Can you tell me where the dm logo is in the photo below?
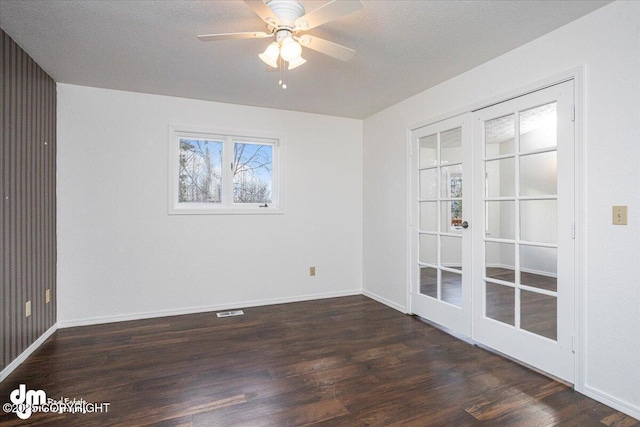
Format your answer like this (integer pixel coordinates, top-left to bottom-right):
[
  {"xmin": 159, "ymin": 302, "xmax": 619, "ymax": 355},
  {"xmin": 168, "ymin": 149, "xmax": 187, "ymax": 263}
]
[{"xmin": 10, "ymin": 384, "xmax": 46, "ymax": 419}]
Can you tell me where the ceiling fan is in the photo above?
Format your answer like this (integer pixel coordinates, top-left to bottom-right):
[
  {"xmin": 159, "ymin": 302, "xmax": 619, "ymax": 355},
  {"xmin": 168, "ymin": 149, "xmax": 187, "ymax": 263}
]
[{"xmin": 198, "ymin": 0, "xmax": 363, "ymax": 71}]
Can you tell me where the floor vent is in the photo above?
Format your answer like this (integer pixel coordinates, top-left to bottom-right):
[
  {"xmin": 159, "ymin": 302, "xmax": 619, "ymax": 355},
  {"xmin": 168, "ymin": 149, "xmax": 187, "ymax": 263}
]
[{"xmin": 216, "ymin": 310, "xmax": 244, "ymax": 318}]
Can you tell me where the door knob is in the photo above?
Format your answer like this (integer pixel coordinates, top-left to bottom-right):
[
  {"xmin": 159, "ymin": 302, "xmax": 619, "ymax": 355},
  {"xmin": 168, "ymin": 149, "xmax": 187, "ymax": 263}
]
[{"xmin": 461, "ymin": 221, "xmax": 469, "ymax": 229}]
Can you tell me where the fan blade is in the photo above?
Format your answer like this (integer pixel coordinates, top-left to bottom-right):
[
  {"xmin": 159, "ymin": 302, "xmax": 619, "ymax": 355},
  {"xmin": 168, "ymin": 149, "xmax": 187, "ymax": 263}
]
[
  {"xmin": 198, "ymin": 31, "xmax": 272, "ymax": 42},
  {"xmin": 297, "ymin": 35, "xmax": 355, "ymax": 61},
  {"xmin": 295, "ymin": 0, "xmax": 363, "ymax": 31},
  {"xmin": 243, "ymin": 0, "xmax": 279, "ymax": 26}
]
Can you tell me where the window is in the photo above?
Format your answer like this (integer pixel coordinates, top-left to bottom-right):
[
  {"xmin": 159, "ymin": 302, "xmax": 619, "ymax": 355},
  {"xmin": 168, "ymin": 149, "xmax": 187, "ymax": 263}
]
[
  {"xmin": 169, "ymin": 126, "xmax": 282, "ymax": 214},
  {"xmin": 449, "ymin": 172, "xmax": 462, "ymax": 229}
]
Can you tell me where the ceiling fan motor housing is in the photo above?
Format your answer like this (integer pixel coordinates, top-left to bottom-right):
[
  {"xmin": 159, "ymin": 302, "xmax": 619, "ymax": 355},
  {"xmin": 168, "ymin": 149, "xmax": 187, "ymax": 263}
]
[{"xmin": 267, "ymin": 0, "xmax": 306, "ymax": 37}]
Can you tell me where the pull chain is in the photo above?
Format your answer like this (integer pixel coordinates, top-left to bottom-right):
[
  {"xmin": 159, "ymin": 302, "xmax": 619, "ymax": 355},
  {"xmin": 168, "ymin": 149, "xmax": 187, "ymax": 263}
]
[{"xmin": 278, "ymin": 57, "xmax": 287, "ymax": 89}]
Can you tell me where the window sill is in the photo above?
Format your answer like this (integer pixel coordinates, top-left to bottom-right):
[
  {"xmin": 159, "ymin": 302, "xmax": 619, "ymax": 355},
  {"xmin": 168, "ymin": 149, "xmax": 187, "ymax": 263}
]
[{"xmin": 169, "ymin": 205, "xmax": 284, "ymax": 215}]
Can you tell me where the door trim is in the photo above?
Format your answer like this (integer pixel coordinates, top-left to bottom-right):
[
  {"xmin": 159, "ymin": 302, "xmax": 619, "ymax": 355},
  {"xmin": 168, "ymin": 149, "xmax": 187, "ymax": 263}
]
[{"xmin": 405, "ymin": 67, "xmax": 584, "ymax": 391}]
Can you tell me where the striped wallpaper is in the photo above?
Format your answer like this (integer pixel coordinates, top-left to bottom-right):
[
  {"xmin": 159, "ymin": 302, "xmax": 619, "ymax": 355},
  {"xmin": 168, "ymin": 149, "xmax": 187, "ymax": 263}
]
[{"xmin": 1, "ymin": 28, "xmax": 57, "ymax": 372}]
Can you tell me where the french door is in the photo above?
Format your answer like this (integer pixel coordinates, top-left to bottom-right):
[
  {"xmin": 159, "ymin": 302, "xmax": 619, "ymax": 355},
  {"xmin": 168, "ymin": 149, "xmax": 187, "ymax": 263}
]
[
  {"xmin": 410, "ymin": 114, "xmax": 473, "ymax": 337},
  {"xmin": 472, "ymin": 81, "xmax": 575, "ymax": 382},
  {"xmin": 411, "ymin": 80, "xmax": 575, "ymax": 382}
]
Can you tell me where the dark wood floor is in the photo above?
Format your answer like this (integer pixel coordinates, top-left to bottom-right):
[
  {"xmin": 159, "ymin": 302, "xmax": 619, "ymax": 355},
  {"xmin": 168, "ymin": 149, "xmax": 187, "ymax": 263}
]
[{"xmin": 1, "ymin": 296, "xmax": 637, "ymax": 426}]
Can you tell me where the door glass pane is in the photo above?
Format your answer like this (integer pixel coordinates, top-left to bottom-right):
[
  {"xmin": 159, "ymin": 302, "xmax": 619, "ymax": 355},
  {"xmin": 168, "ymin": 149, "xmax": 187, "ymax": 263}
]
[
  {"xmin": 441, "ymin": 270, "xmax": 462, "ymax": 307},
  {"xmin": 485, "ymin": 241, "xmax": 515, "ymax": 282},
  {"xmin": 520, "ymin": 245, "xmax": 557, "ymax": 291},
  {"xmin": 419, "ymin": 266, "xmax": 438, "ymax": 299},
  {"xmin": 520, "ymin": 152, "xmax": 557, "ymax": 196},
  {"xmin": 485, "ymin": 157, "xmax": 515, "ymax": 198},
  {"xmin": 520, "ymin": 200, "xmax": 557, "ymax": 243},
  {"xmin": 441, "ymin": 201, "xmax": 462, "ymax": 233},
  {"xmin": 485, "ymin": 114, "xmax": 515, "ymax": 157},
  {"xmin": 419, "ymin": 234, "xmax": 437, "ymax": 265},
  {"xmin": 520, "ymin": 102, "xmax": 557, "ymax": 152},
  {"xmin": 419, "ymin": 169, "xmax": 438, "ymax": 199},
  {"xmin": 440, "ymin": 127, "xmax": 462, "ymax": 165},
  {"xmin": 179, "ymin": 139, "xmax": 223, "ymax": 203},
  {"xmin": 485, "ymin": 201, "xmax": 515, "ymax": 239},
  {"xmin": 441, "ymin": 236, "xmax": 462, "ymax": 271},
  {"xmin": 419, "ymin": 134, "xmax": 438, "ymax": 168},
  {"xmin": 485, "ymin": 282, "xmax": 515, "ymax": 326},
  {"xmin": 419, "ymin": 202, "xmax": 438, "ymax": 232},
  {"xmin": 440, "ymin": 165, "xmax": 463, "ymax": 198},
  {"xmin": 521, "ymin": 290, "xmax": 557, "ymax": 340}
]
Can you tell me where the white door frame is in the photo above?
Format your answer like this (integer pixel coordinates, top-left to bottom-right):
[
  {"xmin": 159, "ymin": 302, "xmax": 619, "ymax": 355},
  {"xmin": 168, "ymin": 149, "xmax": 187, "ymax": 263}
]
[{"xmin": 406, "ymin": 68, "xmax": 585, "ymax": 391}]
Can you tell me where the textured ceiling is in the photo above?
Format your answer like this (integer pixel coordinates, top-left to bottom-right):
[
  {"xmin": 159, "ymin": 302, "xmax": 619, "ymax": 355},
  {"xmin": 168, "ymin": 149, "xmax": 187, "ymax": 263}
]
[{"xmin": 0, "ymin": 0, "xmax": 609, "ymax": 119}]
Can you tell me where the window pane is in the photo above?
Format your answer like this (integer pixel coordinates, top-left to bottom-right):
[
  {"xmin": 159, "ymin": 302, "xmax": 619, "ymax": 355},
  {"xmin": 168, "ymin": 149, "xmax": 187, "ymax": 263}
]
[
  {"xmin": 520, "ymin": 102, "xmax": 557, "ymax": 152},
  {"xmin": 419, "ymin": 266, "xmax": 437, "ymax": 299},
  {"xmin": 485, "ymin": 157, "xmax": 515, "ymax": 198},
  {"xmin": 419, "ymin": 134, "xmax": 438, "ymax": 168},
  {"xmin": 521, "ymin": 290, "xmax": 557, "ymax": 341},
  {"xmin": 485, "ymin": 201, "xmax": 515, "ymax": 240},
  {"xmin": 486, "ymin": 282, "xmax": 514, "ymax": 326},
  {"xmin": 520, "ymin": 152, "xmax": 557, "ymax": 196},
  {"xmin": 419, "ymin": 168, "xmax": 438, "ymax": 199},
  {"xmin": 233, "ymin": 142, "xmax": 273, "ymax": 204},
  {"xmin": 179, "ymin": 139, "xmax": 222, "ymax": 203},
  {"xmin": 520, "ymin": 200, "xmax": 557, "ymax": 243},
  {"xmin": 441, "ymin": 236, "xmax": 462, "ymax": 271},
  {"xmin": 441, "ymin": 165, "xmax": 462, "ymax": 198},
  {"xmin": 485, "ymin": 241, "xmax": 515, "ymax": 283},
  {"xmin": 520, "ymin": 245, "xmax": 557, "ymax": 291},
  {"xmin": 441, "ymin": 201, "xmax": 463, "ymax": 233},
  {"xmin": 485, "ymin": 114, "xmax": 515, "ymax": 157},
  {"xmin": 419, "ymin": 233, "xmax": 437, "ymax": 265},
  {"xmin": 440, "ymin": 127, "xmax": 462, "ymax": 165},
  {"xmin": 441, "ymin": 270, "xmax": 462, "ymax": 307},
  {"xmin": 419, "ymin": 202, "xmax": 438, "ymax": 232}
]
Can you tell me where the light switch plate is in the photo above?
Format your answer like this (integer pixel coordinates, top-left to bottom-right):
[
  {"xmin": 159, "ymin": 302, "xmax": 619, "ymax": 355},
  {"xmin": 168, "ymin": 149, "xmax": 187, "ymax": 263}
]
[{"xmin": 612, "ymin": 206, "xmax": 628, "ymax": 225}]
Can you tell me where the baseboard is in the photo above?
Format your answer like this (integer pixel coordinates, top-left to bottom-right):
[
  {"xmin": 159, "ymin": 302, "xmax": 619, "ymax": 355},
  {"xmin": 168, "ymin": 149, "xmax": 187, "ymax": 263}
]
[
  {"xmin": 362, "ymin": 289, "xmax": 407, "ymax": 314},
  {"xmin": 581, "ymin": 384, "xmax": 640, "ymax": 420},
  {"xmin": 57, "ymin": 289, "xmax": 363, "ymax": 328},
  {"xmin": 0, "ymin": 324, "xmax": 58, "ymax": 383}
]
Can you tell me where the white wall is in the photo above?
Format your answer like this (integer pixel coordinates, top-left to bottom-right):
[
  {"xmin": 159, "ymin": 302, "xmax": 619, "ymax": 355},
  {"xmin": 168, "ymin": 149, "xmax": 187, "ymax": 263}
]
[
  {"xmin": 363, "ymin": 0, "xmax": 639, "ymax": 417},
  {"xmin": 57, "ymin": 84, "xmax": 363, "ymax": 325}
]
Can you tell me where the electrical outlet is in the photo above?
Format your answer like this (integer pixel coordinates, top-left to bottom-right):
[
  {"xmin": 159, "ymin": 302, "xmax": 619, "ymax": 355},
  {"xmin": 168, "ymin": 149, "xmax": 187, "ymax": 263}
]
[
  {"xmin": 26, "ymin": 301, "xmax": 31, "ymax": 317},
  {"xmin": 310, "ymin": 266, "xmax": 316, "ymax": 276},
  {"xmin": 612, "ymin": 206, "xmax": 628, "ymax": 225},
  {"xmin": 46, "ymin": 289, "xmax": 50, "ymax": 304}
]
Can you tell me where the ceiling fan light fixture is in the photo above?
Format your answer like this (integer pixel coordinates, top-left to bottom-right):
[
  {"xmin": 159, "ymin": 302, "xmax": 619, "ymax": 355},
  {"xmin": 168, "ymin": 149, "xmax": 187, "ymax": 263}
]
[
  {"xmin": 287, "ymin": 56, "xmax": 306, "ymax": 70},
  {"xmin": 259, "ymin": 42, "xmax": 280, "ymax": 68},
  {"xmin": 199, "ymin": 0, "xmax": 363, "ymax": 81},
  {"xmin": 279, "ymin": 36, "xmax": 302, "ymax": 62}
]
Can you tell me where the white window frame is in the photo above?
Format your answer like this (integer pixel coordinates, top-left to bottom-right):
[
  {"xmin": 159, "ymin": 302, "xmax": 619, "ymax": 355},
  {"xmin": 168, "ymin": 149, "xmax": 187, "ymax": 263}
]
[{"xmin": 168, "ymin": 125, "xmax": 283, "ymax": 215}]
